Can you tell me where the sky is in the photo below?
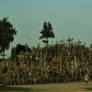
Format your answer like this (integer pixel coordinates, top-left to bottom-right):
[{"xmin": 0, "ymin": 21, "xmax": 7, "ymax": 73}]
[{"xmin": 0, "ymin": 0, "xmax": 92, "ymax": 57}]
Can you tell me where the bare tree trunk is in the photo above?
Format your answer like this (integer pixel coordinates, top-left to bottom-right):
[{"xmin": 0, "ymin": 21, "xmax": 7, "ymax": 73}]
[{"xmin": 2, "ymin": 49, "xmax": 5, "ymax": 60}]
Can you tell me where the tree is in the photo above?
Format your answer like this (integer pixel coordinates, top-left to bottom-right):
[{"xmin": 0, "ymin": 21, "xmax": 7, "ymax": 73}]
[
  {"xmin": 39, "ymin": 22, "xmax": 55, "ymax": 45},
  {"xmin": 0, "ymin": 17, "xmax": 17, "ymax": 59},
  {"xmin": 15, "ymin": 44, "xmax": 31, "ymax": 55},
  {"xmin": 11, "ymin": 47, "xmax": 17, "ymax": 61}
]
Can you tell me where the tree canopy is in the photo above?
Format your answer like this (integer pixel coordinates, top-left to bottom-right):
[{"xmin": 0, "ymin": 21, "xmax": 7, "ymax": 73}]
[
  {"xmin": 15, "ymin": 44, "xmax": 31, "ymax": 55},
  {"xmin": 40, "ymin": 22, "xmax": 55, "ymax": 44},
  {"xmin": 0, "ymin": 17, "xmax": 17, "ymax": 59}
]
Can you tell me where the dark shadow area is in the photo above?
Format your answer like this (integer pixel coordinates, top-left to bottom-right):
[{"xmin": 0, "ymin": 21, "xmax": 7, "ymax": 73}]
[
  {"xmin": 0, "ymin": 87, "xmax": 30, "ymax": 92},
  {"xmin": 0, "ymin": 87, "xmax": 43, "ymax": 92}
]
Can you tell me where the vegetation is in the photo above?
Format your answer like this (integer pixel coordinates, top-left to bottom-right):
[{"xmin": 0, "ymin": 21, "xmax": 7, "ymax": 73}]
[
  {"xmin": 0, "ymin": 17, "xmax": 17, "ymax": 59},
  {"xmin": 1, "ymin": 38, "xmax": 92, "ymax": 85},
  {"xmin": 0, "ymin": 18, "xmax": 92, "ymax": 86},
  {"xmin": 0, "ymin": 87, "xmax": 31, "ymax": 92},
  {"xmin": 84, "ymin": 87, "xmax": 92, "ymax": 91},
  {"xmin": 39, "ymin": 22, "xmax": 55, "ymax": 45}
]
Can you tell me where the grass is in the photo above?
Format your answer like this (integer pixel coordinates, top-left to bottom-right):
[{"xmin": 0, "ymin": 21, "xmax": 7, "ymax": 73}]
[
  {"xmin": 0, "ymin": 87, "xmax": 34, "ymax": 92},
  {"xmin": 84, "ymin": 87, "xmax": 92, "ymax": 91}
]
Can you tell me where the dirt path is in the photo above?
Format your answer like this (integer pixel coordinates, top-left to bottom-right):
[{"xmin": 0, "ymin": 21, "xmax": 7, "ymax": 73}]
[{"xmin": 12, "ymin": 81, "xmax": 92, "ymax": 92}]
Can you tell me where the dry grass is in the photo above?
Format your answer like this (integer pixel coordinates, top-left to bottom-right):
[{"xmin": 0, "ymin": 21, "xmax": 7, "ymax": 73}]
[{"xmin": 11, "ymin": 81, "xmax": 92, "ymax": 92}]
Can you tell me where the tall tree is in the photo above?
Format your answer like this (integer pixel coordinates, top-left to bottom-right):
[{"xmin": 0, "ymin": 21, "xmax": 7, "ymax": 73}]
[
  {"xmin": 39, "ymin": 22, "xmax": 55, "ymax": 45},
  {"xmin": 0, "ymin": 17, "xmax": 17, "ymax": 59}
]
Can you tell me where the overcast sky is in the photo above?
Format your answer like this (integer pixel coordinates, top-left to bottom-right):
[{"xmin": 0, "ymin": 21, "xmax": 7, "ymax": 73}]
[{"xmin": 0, "ymin": 0, "xmax": 92, "ymax": 57}]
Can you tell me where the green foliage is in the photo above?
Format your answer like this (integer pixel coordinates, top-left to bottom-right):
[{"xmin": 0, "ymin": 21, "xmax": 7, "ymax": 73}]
[
  {"xmin": 40, "ymin": 22, "xmax": 55, "ymax": 44},
  {"xmin": 84, "ymin": 87, "xmax": 92, "ymax": 91},
  {"xmin": 0, "ymin": 17, "xmax": 17, "ymax": 59},
  {"xmin": 14, "ymin": 43, "xmax": 31, "ymax": 55},
  {"xmin": 0, "ymin": 87, "xmax": 30, "ymax": 92},
  {"xmin": 11, "ymin": 47, "xmax": 17, "ymax": 61}
]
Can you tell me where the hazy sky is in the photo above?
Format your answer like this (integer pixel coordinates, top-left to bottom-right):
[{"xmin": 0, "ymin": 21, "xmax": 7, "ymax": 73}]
[{"xmin": 0, "ymin": 0, "xmax": 92, "ymax": 56}]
